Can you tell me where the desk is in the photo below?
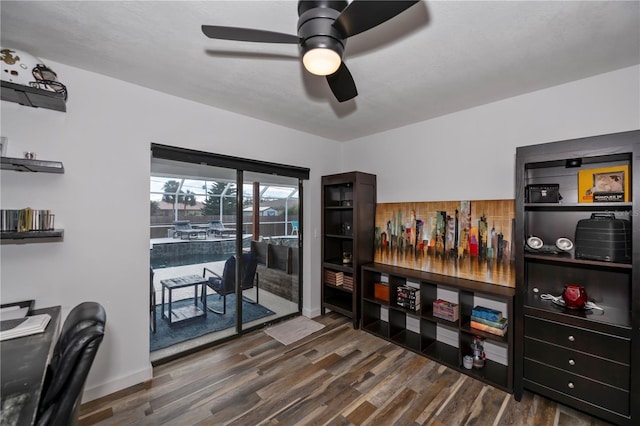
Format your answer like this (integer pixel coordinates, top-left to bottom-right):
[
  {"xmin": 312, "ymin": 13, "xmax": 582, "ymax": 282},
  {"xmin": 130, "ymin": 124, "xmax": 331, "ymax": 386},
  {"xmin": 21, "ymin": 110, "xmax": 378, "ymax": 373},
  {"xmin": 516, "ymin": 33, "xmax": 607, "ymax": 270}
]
[
  {"xmin": 160, "ymin": 275, "xmax": 207, "ymax": 326},
  {"xmin": 1, "ymin": 306, "xmax": 61, "ymax": 426}
]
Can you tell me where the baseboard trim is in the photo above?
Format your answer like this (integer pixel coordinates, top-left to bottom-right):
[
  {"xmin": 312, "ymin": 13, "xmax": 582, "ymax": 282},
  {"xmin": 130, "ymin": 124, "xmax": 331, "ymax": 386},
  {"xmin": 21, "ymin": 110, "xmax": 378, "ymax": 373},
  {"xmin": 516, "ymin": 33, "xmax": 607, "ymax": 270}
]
[
  {"xmin": 303, "ymin": 306, "xmax": 321, "ymax": 319},
  {"xmin": 82, "ymin": 364, "xmax": 153, "ymax": 403}
]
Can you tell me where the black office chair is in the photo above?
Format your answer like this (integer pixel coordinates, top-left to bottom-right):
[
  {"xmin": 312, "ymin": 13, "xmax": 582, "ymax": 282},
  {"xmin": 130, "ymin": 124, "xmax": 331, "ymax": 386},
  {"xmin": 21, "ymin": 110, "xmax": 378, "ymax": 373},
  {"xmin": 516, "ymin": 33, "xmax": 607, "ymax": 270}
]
[
  {"xmin": 202, "ymin": 253, "xmax": 259, "ymax": 314},
  {"xmin": 36, "ymin": 302, "xmax": 106, "ymax": 426}
]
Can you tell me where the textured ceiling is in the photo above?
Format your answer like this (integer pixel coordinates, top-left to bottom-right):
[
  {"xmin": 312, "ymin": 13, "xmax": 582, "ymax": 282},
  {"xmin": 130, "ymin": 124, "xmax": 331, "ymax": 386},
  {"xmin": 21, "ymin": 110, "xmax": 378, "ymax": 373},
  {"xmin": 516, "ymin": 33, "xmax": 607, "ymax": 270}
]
[{"xmin": 1, "ymin": 1, "xmax": 639, "ymax": 141}]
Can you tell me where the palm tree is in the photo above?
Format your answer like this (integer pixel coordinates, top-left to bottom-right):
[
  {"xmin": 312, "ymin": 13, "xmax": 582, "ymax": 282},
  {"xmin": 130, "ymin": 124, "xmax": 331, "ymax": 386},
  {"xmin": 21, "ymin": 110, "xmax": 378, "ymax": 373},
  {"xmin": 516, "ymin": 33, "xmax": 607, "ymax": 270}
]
[
  {"xmin": 162, "ymin": 180, "xmax": 182, "ymax": 204},
  {"xmin": 182, "ymin": 189, "xmax": 196, "ymax": 212},
  {"xmin": 163, "ymin": 180, "xmax": 196, "ymax": 218}
]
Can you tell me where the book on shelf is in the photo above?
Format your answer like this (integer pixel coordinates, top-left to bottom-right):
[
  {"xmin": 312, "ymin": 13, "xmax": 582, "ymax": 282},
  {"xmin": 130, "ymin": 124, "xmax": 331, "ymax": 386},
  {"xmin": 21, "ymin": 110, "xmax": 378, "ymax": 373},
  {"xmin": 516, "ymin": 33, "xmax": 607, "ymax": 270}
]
[
  {"xmin": 324, "ymin": 270, "xmax": 344, "ymax": 286},
  {"xmin": 470, "ymin": 320, "xmax": 507, "ymax": 337},
  {"xmin": 470, "ymin": 315, "xmax": 508, "ymax": 330},
  {"xmin": 0, "ymin": 314, "xmax": 51, "ymax": 341},
  {"xmin": 471, "ymin": 306, "xmax": 502, "ymax": 322},
  {"xmin": 433, "ymin": 299, "xmax": 458, "ymax": 321},
  {"xmin": 343, "ymin": 275, "xmax": 353, "ymax": 291},
  {"xmin": 397, "ymin": 286, "xmax": 421, "ymax": 311},
  {"xmin": 397, "ymin": 300, "xmax": 421, "ymax": 311},
  {"xmin": 1, "ymin": 208, "xmax": 55, "ymax": 232}
]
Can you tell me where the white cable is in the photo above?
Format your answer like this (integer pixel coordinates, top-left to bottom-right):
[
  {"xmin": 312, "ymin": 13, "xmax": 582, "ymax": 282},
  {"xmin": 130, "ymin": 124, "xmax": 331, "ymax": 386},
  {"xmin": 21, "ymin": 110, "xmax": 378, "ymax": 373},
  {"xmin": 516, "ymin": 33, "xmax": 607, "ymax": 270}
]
[{"xmin": 540, "ymin": 293, "xmax": 604, "ymax": 311}]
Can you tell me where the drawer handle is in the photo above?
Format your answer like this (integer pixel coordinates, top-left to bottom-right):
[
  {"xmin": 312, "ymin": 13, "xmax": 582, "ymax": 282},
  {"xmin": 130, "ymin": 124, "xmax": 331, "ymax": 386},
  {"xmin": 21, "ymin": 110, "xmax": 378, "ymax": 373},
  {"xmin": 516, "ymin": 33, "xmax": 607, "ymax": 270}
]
[
  {"xmin": 568, "ymin": 382, "xmax": 575, "ymax": 389},
  {"xmin": 568, "ymin": 359, "xmax": 575, "ymax": 366},
  {"xmin": 568, "ymin": 335, "xmax": 575, "ymax": 342}
]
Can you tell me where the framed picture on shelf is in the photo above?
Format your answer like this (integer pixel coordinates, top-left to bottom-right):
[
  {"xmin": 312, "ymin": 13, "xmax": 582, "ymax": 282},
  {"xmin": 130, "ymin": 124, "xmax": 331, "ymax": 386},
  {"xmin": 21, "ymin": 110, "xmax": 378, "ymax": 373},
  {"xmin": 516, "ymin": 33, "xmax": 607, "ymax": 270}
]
[{"xmin": 578, "ymin": 165, "xmax": 629, "ymax": 203}]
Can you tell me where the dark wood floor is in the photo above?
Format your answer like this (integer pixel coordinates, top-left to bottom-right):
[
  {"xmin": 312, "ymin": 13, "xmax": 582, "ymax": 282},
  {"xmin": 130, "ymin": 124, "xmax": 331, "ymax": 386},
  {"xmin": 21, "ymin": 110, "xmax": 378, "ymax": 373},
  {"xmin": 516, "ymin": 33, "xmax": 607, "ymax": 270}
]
[{"xmin": 79, "ymin": 313, "xmax": 611, "ymax": 425}]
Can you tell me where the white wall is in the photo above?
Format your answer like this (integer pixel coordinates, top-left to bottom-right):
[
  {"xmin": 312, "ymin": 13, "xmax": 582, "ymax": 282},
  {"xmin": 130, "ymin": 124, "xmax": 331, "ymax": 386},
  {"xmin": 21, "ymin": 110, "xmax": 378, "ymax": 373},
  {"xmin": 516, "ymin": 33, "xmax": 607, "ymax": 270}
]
[
  {"xmin": 0, "ymin": 61, "xmax": 341, "ymax": 401},
  {"xmin": 2, "ymin": 61, "xmax": 638, "ymax": 403},
  {"xmin": 343, "ymin": 65, "xmax": 640, "ymax": 202}
]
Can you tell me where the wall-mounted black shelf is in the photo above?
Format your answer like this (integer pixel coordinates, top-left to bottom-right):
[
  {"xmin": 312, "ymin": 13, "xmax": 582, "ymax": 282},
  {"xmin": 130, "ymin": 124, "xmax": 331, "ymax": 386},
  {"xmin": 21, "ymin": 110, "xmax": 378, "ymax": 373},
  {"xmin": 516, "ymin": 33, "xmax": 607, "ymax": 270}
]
[
  {"xmin": 1, "ymin": 229, "xmax": 64, "ymax": 244},
  {"xmin": 1, "ymin": 157, "xmax": 64, "ymax": 173},
  {"xmin": 1, "ymin": 81, "xmax": 66, "ymax": 112},
  {"xmin": 2, "ymin": 154, "xmax": 65, "ymax": 244}
]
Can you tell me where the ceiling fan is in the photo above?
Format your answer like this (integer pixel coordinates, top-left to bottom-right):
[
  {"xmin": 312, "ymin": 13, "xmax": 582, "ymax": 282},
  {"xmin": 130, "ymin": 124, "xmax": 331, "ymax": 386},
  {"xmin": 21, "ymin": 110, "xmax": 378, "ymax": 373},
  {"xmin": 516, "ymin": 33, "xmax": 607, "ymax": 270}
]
[{"xmin": 202, "ymin": 0, "xmax": 420, "ymax": 102}]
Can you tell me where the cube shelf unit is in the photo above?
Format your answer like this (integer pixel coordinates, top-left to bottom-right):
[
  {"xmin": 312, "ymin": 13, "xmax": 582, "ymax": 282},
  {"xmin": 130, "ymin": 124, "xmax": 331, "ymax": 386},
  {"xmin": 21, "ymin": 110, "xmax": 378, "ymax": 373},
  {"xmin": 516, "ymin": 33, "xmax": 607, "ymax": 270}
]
[
  {"xmin": 514, "ymin": 130, "xmax": 639, "ymax": 425},
  {"xmin": 321, "ymin": 171, "xmax": 376, "ymax": 329},
  {"xmin": 361, "ymin": 263, "xmax": 515, "ymax": 392}
]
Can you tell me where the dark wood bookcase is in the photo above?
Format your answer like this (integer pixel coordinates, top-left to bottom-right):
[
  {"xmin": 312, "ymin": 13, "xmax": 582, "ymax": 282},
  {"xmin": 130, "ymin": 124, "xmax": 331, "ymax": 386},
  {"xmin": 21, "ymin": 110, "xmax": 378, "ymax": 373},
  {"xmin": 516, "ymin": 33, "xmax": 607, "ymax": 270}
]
[
  {"xmin": 361, "ymin": 263, "xmax": 515, "ymax": 392},
  {"xmin": 321, "ymin": 171, "xmax": 376, "ymax": 329},
  {"xmin": 514, "ymin": 130, "xmax": 639, "ymax": 425}
]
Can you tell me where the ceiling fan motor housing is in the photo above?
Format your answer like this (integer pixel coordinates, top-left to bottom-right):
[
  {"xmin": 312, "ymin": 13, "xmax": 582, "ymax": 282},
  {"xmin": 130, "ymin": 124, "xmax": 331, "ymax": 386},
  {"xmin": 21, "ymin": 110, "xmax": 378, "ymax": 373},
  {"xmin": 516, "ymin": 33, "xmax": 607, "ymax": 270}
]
[{"xmin": 297, "ymin": 1, "xmax": 347, "ymax": 60}]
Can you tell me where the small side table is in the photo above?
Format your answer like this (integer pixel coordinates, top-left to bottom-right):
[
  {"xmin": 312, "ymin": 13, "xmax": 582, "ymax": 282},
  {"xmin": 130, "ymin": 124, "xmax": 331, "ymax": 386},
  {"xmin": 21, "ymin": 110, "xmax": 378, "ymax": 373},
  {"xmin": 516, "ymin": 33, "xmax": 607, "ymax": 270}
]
[{"xmin": 160, "ymin": 275, "xmax": 207, "ymax": 326}]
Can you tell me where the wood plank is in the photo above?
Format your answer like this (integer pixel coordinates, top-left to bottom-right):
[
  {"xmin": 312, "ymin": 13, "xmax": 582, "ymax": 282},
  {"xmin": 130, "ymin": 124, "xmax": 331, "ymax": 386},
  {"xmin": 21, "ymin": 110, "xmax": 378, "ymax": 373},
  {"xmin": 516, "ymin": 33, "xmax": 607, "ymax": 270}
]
[{"xmin": 79, "ymin": 313, "xmax": 612, "ymax": 426}]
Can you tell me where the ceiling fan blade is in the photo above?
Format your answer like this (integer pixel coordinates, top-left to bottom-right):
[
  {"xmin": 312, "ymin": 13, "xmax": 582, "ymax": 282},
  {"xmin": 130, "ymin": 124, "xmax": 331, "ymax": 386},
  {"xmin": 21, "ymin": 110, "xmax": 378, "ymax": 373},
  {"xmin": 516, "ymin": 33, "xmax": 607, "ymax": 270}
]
[
  {"xmin": 333, "ymin": 1, "xmax": 420, "ymax": 38},
  {"xmin": 202, "ymin": 25, "xmax": 300, "ymax": 44},
  {"xmin": 326, "ymin": 62, "xmax": 358, "ymax": 102}
]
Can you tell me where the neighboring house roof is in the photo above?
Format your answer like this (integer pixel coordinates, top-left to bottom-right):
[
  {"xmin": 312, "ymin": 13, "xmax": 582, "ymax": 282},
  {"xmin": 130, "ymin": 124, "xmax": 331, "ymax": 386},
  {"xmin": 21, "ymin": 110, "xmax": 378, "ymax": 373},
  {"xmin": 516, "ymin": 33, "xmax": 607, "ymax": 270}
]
[
  {"xmin": 243, "ymin": 206, "xmax": 276, "ymax": 213},
  {"xmin": 156, "ymin": 201, "xmax": 204, "ymax": 211}
]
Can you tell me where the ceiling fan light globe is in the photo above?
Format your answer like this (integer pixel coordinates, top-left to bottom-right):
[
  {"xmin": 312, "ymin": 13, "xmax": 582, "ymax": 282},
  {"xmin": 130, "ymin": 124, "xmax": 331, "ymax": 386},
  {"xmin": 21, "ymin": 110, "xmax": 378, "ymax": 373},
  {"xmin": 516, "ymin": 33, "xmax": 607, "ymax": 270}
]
[{"xmin": 303, "ymin": 48, "xmax": 341, "ymax": 76}]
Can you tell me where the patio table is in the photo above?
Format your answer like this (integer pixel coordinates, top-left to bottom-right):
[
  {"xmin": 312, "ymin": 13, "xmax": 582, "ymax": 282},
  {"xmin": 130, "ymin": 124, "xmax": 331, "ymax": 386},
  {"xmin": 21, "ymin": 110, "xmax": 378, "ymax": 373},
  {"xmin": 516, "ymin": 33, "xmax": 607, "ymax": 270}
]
[{"xmin": 160, "ymin": 274, "xmax": 207, "ymax": 326}]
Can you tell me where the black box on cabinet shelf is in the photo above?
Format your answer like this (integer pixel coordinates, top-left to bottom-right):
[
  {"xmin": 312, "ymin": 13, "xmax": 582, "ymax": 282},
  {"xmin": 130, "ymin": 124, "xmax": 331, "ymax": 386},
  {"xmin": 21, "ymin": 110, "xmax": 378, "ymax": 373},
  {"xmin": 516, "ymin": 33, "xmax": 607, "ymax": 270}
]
[
  {"xmin": 575, "ymin": 213, "xmax": 631, "ymax": 263},
  {"xmin": 526, "ymin": 184, "xmax": 560, "ymax": 203}
]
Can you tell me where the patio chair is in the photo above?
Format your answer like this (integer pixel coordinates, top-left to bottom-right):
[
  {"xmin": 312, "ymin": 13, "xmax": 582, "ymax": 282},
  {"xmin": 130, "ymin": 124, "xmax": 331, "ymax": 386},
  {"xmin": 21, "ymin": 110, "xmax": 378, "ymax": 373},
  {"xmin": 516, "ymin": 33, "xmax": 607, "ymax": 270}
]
[
  {"xmin": 173, "ymin": 220, "xmax": 207, "ymax": 240},
  {"xmin": 207, "ymin": 220, "xmax": 236, "ymax": 237},
  {"xmin": 202, "ymin": 253, "xmax": 259, "ymax": 314},
  {"xmin": 291, "ymin": 220, "xmax": 299, "ymax": 235}
]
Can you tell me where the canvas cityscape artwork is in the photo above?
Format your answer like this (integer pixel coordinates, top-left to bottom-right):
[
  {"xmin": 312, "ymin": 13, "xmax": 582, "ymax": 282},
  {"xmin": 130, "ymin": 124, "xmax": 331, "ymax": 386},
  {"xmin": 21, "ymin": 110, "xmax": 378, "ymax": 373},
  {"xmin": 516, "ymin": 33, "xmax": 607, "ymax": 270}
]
[{"xmin": 374, "ymin": 199, "xmax": 515, "ymax": 287}]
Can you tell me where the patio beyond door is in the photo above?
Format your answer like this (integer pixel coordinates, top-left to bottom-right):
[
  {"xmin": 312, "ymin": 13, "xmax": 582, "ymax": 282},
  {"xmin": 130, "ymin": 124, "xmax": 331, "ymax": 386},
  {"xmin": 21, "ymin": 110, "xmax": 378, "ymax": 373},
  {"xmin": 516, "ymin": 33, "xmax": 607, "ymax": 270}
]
[{"xmin": 149, "ymin": 146, "xmax": 306, "ymax": 362}]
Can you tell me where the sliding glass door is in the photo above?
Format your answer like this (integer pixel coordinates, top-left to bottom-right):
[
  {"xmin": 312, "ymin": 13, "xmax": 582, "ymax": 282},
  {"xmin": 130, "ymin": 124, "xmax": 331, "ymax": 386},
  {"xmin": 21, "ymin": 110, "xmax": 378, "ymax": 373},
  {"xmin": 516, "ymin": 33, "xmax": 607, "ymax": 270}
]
[
  {"xmin": 149, "ymin": 145, "xmax": 307, "ymax": 362},
  {"xmin": 243, "ymin": 171, "xmax": 301, "ymax": 324}
]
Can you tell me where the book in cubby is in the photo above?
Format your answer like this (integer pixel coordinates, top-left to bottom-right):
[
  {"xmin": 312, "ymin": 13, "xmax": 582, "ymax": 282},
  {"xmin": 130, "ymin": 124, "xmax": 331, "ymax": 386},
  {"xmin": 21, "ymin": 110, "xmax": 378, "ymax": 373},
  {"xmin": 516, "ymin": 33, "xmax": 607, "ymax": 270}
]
[{"xmin": 470, "ymin": 305, "xmax": 508, "ymax": 337}]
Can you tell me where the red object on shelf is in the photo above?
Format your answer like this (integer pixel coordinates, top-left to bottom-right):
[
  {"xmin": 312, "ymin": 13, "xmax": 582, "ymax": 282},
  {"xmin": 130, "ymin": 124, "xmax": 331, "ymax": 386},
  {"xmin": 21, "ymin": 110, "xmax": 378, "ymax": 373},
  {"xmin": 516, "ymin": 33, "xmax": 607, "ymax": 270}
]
[
  {"xmin": 562, "ymin": 284, "xmax": 588, "ymax": 309},
  {"xmin": 374, "ymin": 283, "xmax": 389, "ymax": 301}
]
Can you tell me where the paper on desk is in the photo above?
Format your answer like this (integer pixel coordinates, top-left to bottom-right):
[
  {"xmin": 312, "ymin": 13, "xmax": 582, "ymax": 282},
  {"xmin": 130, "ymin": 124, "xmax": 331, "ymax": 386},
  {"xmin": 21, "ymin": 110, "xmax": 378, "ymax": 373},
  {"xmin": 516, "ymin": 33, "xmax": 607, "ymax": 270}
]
[
  {"xmin": 0, "ymin": 306, "xmax": 29, "ymax": 321},
  {"xmin": 0, "ymin": 314, "xmax": 51, "ymax": 341}
]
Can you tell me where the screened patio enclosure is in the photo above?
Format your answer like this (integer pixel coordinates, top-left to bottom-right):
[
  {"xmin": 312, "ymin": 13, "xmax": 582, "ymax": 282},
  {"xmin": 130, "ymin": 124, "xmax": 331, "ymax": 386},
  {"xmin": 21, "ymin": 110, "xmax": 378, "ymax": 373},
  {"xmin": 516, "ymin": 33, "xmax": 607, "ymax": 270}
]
[
  {"xmin": 150, "ymin": 155, "xmax": 303, "ymax": 361},
  {"xmin": 150, "ymin": 174, "xmax": 300, "ymax": 241}
]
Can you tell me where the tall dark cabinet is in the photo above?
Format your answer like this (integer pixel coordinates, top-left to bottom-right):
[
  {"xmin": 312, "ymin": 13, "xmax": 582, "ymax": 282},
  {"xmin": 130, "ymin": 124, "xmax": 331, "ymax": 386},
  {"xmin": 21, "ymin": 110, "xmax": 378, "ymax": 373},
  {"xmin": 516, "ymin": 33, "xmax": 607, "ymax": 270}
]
[
  {"xmin": 514, "ymin": 130, "xmax": 639, "ymax": 425},
  {"xmin": 321, "ymin": 171, "xmax": 376, "ymax": 328}
]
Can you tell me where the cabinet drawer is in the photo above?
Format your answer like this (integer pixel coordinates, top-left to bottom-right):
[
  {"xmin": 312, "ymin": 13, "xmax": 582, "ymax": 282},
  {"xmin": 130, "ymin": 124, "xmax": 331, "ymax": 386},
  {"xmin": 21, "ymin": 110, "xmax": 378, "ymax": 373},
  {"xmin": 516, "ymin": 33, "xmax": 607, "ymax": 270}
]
[
  {"xmin": 524, "ymin": 316, "xmax": 630, "ymax": 364},
  {"xmin": 524, "ymin": 337, "xmax": 629, "ymax": 390},
  {"xmin": 524, "ymin": 358, "xmax": 629, "ymax": 415}
]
